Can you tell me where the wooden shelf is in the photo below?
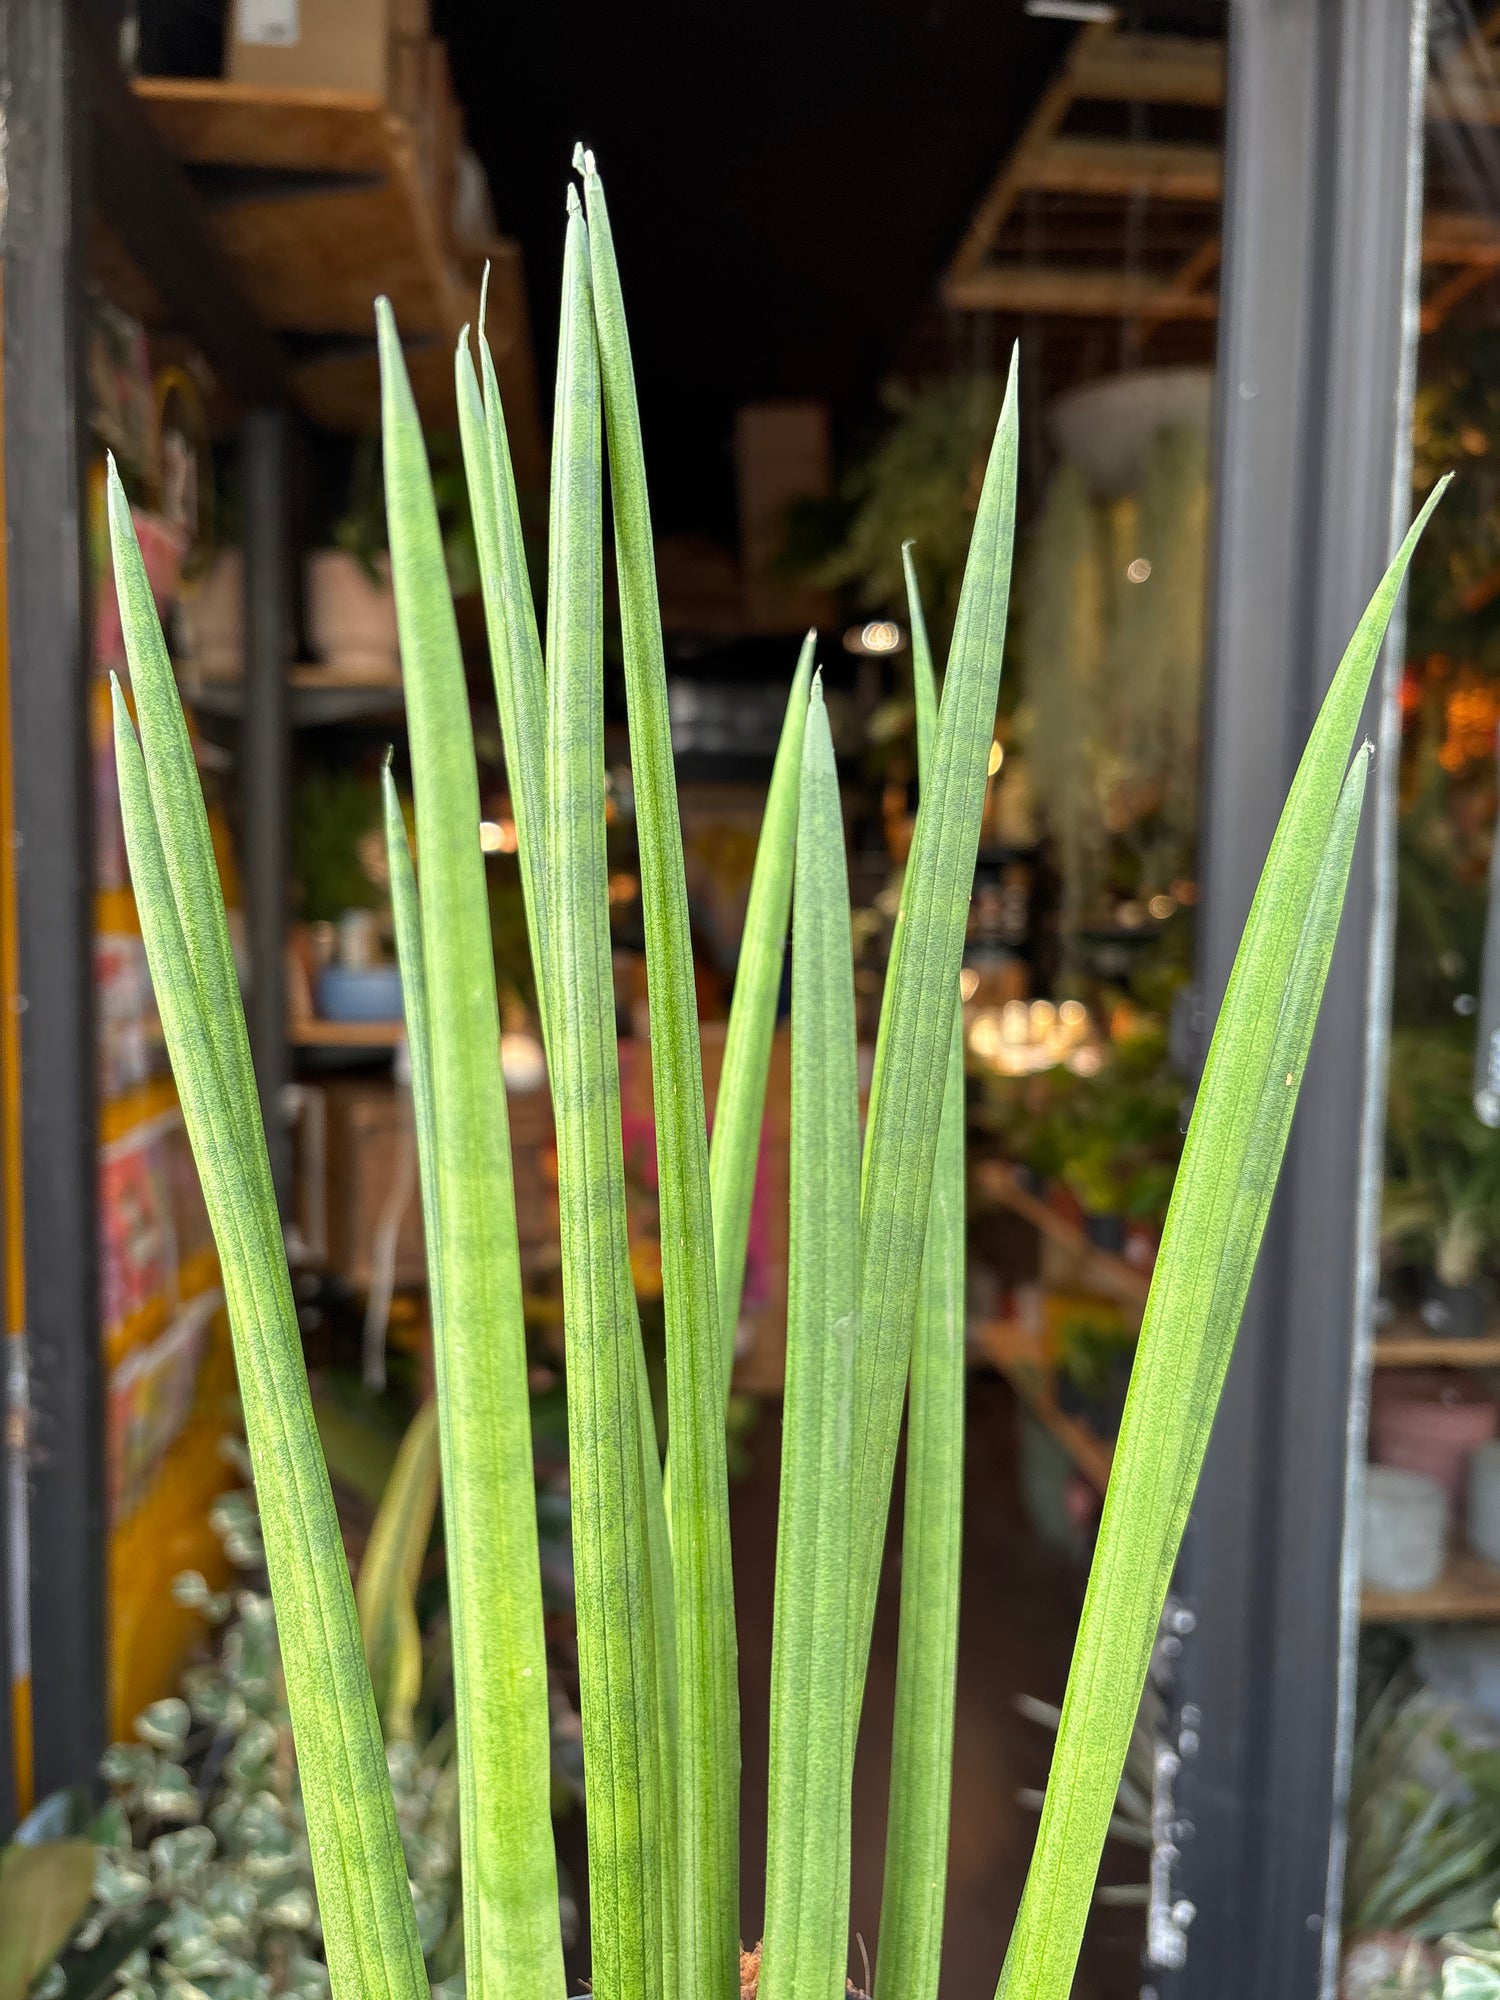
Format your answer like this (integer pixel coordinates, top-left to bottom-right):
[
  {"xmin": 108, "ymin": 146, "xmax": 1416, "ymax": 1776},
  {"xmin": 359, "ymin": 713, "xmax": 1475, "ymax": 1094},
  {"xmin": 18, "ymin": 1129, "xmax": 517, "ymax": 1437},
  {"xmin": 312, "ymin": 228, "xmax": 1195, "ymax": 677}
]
[
  {"xmin": 130, "ymin": 77, "xmax": 540, "ymax": 459},
  {"xmin": 971, "ymin": 1158, "xmax": 1152, "ymax": 1310},
  {"xmin": 290, "ymin": 1018, "xmax": 405, "ymax": 1049},
  {"xmin": 182, "ymin": 666, "xmax": 405, "ymax": 728},
  {"xmin": 1374, "ymin": 1331, "xmax": 1500, "ymax": 1368},
  {"xmin": 973, "ymin": 1314, "xmax": 1115, "ymax": 1497},
  {"xmin": 1362, "ymin": 1547, "xmax": 1500, "ymax": 1623}
]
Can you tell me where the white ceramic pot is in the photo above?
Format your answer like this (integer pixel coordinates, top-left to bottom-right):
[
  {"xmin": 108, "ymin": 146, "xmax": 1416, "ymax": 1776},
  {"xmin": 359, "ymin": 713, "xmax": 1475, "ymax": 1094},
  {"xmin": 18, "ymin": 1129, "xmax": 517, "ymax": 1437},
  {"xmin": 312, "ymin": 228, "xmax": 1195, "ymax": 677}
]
[
  {"xmin": 1362, "ymin": 1463, "xmax": 1447, "ymax": 1594},
  {"xmin": 306, "ymin": 550, "xmax": 400, "ymax": 682},
  {"xmin": 177, "ymin": 548, "xmax": 243, "ymax": 679}
]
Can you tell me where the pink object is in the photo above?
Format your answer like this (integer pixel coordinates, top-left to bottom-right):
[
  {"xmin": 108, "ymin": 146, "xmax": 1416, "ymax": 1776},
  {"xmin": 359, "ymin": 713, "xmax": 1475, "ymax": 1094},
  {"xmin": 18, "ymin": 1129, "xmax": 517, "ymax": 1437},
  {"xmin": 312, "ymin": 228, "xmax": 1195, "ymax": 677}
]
[{"xmin": 1371, "ymin": 1371, "xmax": 1499, "ymax": 1506}]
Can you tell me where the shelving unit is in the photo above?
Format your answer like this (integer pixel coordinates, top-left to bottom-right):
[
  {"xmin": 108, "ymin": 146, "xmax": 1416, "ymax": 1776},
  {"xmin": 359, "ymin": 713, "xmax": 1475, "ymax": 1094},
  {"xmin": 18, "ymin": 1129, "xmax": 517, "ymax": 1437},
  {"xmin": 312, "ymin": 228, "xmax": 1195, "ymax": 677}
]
[
  {"xmin": 971, "ymin": 1157, "xmax": 1152, "ymax": 1311},
  {"xmin": 1373, "ymin": 1321, "xmax": 1500, "ymax": 1368},
  {"xmin": 130, "ymin": 77, "xmax": 542, "ymax": 469},
  {"xmin": 1361, "ymin": 1548, "xmax": 1500, "ymax": 1624}
]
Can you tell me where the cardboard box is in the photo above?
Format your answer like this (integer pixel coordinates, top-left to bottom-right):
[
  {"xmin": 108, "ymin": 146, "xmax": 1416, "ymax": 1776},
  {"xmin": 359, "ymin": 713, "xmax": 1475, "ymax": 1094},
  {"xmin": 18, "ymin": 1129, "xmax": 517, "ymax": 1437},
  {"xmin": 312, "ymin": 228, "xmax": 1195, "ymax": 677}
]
[{"xmin": 228, "ymin": 0, "xmax": 390, "ymax": 98}]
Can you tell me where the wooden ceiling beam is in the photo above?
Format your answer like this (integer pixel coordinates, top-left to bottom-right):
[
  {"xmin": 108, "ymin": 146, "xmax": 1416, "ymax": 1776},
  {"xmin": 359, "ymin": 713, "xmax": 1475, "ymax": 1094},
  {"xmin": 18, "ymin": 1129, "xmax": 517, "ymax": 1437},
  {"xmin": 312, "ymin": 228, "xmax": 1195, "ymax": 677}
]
[
  {"xmin": 946, "ymin": 20, "xmax": 1112, "ymax": 283},
  {"xmin": 1069, "ymin": 32, "xmax": 1225, "ymax": 107},
  {"xmin": 942, "ymin": 264, "xmax": 1220, "ymax": 319},
  {"xmin": 1018, "ymin": 136, "xmax": 1221, "ymax": 202}
]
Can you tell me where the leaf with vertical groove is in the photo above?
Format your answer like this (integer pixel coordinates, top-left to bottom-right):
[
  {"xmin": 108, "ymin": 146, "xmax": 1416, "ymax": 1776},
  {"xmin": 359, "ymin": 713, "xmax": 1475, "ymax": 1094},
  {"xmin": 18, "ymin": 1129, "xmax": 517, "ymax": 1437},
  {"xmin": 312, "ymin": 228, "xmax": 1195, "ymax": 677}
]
[
  {"xmin": 996, "ymin": 483, "xmax": 1449, "ymax": 2000},
  {"xmin": 709, "ymin": 633, "xmax": 814, "ymax": 1386},
  {"xmin": 544, "ymin": 192, "xmax": 665, "ymax": 2000},
  {"xmin": 107, "ymin": 473, "xmax": 427, "ymax": 2000},
  {"xmin": 875, "ymin": 547, "xmax": 966, "ymax": 2000},
  {"xmin": 850, "ymin": 352, "xmax": 1018, "ymax": 1727},
  {"xmin": 759, "ymin": 679, "xmax": 860, "ymax": 2000},
  {"xmin": 378, "ymin": 300, "xmax": 564, "ymax": 2000},
  {"xmin": 579, "ymin": 145, "xmax": 740, "ymax": 2000}
]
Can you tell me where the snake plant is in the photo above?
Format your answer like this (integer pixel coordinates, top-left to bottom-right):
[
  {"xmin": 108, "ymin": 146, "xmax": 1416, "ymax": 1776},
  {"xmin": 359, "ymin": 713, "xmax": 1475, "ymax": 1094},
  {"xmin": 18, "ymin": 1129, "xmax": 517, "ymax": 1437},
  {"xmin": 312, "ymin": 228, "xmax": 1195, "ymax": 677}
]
[{"xmin": 108, "ymin": 150, "xmax": 1444, "ymax": 2000}]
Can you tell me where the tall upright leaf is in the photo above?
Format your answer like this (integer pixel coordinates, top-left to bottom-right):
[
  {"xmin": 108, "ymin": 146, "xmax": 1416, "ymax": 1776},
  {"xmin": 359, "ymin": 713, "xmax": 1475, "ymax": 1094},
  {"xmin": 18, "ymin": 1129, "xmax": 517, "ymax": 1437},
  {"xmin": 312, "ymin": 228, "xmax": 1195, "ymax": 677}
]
[
  {"xmin": 875, "ymin": 547, "xmax": 966, "ymax": 2000},
  {"xmin": 579, "ymin": 146, "xmax": 740, "ymax": 2000},
  {"xmin": 850, "ymin": 353, "xmax": 1018, "ymax": 1712},
  {"xmin": 760, "ymin": 681, "xmax": 860, "ymax": 2000},
  {"xmin": 458, "ymin": 285, "xmax": 683, "ymax": 1997},
  {"xmin": 357, "ymin": 1397, "xmax": 441, "ymax": 1744},
  {"xmin": 377, "ymin": 301, "xmax": 564, "ymax": 2000},
  {"xmin": 544, "ymin": 191, "xmax": 665, "ymax": 2000},
  {"xmin": 106, "ymin": 478, "xmax": 427, "ymax": 2000},
  {"xmin": 457, "ymin": 328, "xmax": 550, "ymax": 983},
  {"xmin": 709, "ymin": 633, "xmax": 815, "ymax": 1384},
  {"xmin": 997, "ymin": 483, "xmax": 1449, "ymax": 2000}
]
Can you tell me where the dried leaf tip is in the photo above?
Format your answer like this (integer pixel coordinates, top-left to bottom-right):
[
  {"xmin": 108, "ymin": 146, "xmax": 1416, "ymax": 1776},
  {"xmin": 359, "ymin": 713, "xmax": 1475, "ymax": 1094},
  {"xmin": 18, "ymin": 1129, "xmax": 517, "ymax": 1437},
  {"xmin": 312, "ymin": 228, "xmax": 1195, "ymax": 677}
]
[
  {"xmin": 479, "ymin": 260, "xmax": 491, "ymax": 335},
  {"xmin": 565, "ymin": 182, "xmax": 582, "ymax": 217},
  {"xmin": 809, "ymin": 667, "xmax": 826, "ymax": 708},
  {"xmin": 571, "ymin": 141, "xmax": 598, "ymax": 178}
]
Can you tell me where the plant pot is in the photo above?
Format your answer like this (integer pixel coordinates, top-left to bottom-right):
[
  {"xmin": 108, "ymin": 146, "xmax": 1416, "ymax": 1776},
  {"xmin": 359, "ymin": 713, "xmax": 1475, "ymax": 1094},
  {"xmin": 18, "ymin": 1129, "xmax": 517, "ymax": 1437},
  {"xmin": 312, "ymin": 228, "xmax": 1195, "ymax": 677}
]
[
  {"xmin": 1419, "ymin": 1274, "xmax": 1494, "ymax": 1341},
  {"xmin": 1361, "ymin": 1464, "xmax": 1447, "ymax": 1593},
  {"xmin": 1338, "ymin": 1933, "xmax": 1438, "ymax": 2000},
  {"xmin": 1469, "ymin": 1440, "xmax": 1500, "ymax": 1567},
  {"xmin": 306, "ymin": 550, "xmax": 400, "ymax": 683},
  {"xmin": 177, "ymin": 548, "xmax": 244, "ymax": 681},
  {"xmin": 1370, "ymin": 1371, "xmax": 1499, "ymax": 1506}
]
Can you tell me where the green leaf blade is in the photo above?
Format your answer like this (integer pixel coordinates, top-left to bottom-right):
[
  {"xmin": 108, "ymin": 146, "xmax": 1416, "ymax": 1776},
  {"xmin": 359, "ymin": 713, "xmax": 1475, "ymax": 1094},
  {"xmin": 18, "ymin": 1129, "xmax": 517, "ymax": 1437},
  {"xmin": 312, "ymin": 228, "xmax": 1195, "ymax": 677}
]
[
  {"xmin": 544, "ymin": 195, "xmax": 665, "ymax": 2000},
  {"xmin": 875, "ymin": 550, "xmax": 966, "ymax": 2000},
  {"xmin": 107, "ymin": 666, "xmax": 425, "ymax": 2000},
  {"xmin": 457, "ymin": 332, "xmax": 552, "ymax": 996},
  {"xmin": 997, "ymin": 483, "xmax": 1448, "ymax": 2000},
  {"xmin": 851, "ymin": 354, "xmax": 1019, "ymax": 1716},
  {"xmin": 581, "ymin": 148, "xmax": 740, "ymax": 2000},
  {"xmin": 378, "ymin": 301, "xmax": 564, "ymax": 2000},
  {"xmin": 760, "ymin": 681, "xmax": 861, "ymax": 2000},
  {"xmin": 709, "ymin": 633, "xmax": 815, "ymax": 1384},
  {"xmin": 357, "ymin": 1396, "xmax": 441, "ymax": 1742}
]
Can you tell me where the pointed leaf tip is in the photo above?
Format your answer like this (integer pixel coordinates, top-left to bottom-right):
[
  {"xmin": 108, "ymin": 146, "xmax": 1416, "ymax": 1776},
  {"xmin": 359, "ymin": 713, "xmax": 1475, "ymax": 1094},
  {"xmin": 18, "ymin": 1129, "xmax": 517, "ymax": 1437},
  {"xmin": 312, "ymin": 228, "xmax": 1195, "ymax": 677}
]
[
  {"xmin": 479, "ymin": 260, "xmax": 491, "ymax": 334},
  {"xmin": 571, "ymin": 140, "xmax": 587, "ymax": 173}
]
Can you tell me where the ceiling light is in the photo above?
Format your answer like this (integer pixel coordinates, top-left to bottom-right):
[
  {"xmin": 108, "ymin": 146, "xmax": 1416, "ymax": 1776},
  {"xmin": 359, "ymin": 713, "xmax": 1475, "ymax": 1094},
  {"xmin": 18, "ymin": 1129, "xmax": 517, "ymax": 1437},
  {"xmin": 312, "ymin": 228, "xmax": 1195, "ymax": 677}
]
[{"xmin": 1025, "ymin": 1, "xmax": 1118, "ymax": 20}]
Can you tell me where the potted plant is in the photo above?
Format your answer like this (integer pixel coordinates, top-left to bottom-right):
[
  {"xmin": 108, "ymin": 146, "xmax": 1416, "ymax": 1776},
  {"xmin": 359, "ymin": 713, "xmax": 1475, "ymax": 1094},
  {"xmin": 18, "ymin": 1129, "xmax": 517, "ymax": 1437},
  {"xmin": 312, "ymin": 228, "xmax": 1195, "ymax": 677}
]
[
  {"xmin": 102, "ymin": 151, "xmax": 1441, "ymax": 2000},
  {"xmin": 1383, "ymin": 1027, "xmax": 1500, "ymax": 1337},
  {"xmin": 308, "ymin": 434, "xmax": 479, "ymax": 683},
  {"xmin": 1339, "ymin": 1676, "xmax": 1500, "ymax": 1999}
]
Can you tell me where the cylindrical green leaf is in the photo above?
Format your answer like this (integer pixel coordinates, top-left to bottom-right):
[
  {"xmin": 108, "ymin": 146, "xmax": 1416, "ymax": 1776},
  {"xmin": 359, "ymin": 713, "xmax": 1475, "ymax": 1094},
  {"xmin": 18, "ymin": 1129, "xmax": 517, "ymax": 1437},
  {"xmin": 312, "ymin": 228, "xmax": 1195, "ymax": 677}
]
[
  {"xmin": 108, "ymin": 656, "xmax": 425, "ymax": 2000},
  {"xmin": 377, "ymin": 301, "xmax": 564, "ymax": 2000},
  {"xmin": 545, "ymin": 190, "xmax": 666, "ymax": 2000},
  {"xmin": 580, "ymin": 147, "xmax": 740, "ymax": 2000},
  {"xmin": 851, "ymin": 355, "xmax": 1018, "ymax": 1730},
  {"xmin": 875, "ymin": 546, "xmax": 966, "ymax": 2000},
  {"xmin": 760, "ymin": 680, "xmax": 860, "ymax": 2000},
  {"xmin": 709, "ymin": 634, "xmax": 814, "ymax": 1387},
  {"xmin": 997, "ymin": 482, "xmax": 1449, "ymax": 2000}
]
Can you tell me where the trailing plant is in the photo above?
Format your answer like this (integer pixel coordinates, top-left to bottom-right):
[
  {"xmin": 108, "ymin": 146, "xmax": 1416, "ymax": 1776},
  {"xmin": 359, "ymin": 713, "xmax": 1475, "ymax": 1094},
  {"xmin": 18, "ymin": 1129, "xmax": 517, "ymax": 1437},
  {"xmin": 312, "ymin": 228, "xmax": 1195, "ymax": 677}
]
[
  {"xmin": 60, "ymin": 1419, "xmax": 581, "ymax": 2000},
  {"xmin": 106, "ymin": 146, "xmax": 1444, "ymax": 2000},
  {"xmin": 1383, "ymin": 1027, "xmax": 1500, "ymax": 1289},
  {"xmin": 1344, "ymin": 1677, "xmax": 1500, "ymax": 1946},
  {"xmin": 1017, "ymin": 425, "xmax": 1209, "ymax": 940}
]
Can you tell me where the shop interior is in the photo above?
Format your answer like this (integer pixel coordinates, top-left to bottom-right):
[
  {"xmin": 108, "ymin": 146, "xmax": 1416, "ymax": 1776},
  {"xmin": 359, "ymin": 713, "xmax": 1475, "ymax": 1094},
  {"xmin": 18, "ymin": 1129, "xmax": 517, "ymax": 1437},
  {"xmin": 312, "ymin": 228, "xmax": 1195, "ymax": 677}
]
[{"xmin": 14, "ymin": 4, "xmax": 1500, "ymax": 1998}]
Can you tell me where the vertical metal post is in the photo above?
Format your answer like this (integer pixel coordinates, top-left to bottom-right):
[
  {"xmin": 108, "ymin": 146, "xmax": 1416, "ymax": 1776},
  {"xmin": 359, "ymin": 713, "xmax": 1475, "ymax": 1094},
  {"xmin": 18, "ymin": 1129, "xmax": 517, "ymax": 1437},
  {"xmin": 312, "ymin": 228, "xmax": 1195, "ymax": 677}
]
[
  {"xmin": 1156, "ymin": 3, "xmax": 1428, "ymax": 1995},
  {"xmin": 0, "ymin": 0, "xmax": 107, "ymax": 1796},
  {"xmin": 241, "ymin": 410, "xmax": 291, "ymax": 1204}
]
